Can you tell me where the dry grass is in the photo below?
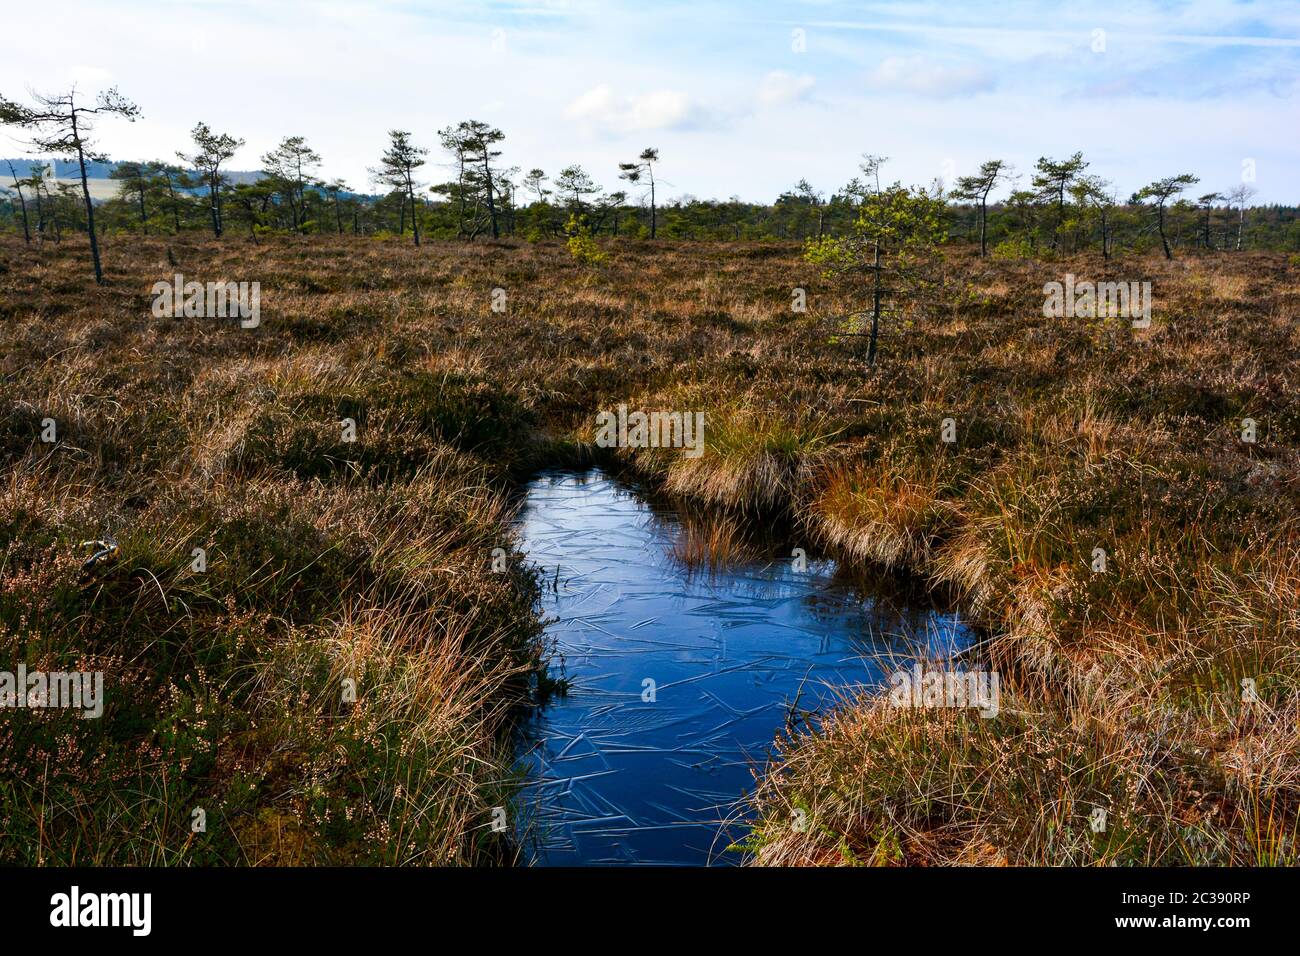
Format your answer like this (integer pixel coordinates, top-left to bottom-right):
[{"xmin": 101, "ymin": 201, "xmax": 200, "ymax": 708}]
[{"xmin": 2, "ymin": 232, "xmax": 1297, "ymax": 865}]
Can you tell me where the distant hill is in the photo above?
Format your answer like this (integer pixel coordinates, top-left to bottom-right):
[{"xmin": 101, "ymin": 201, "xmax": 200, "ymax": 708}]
[
  {"xmin": 1, "ymin": 158, "xmax": 263, "ymax": 185},
  {"xmin": 44, "ymin": 178, "xmax": 121, "ymax": 201},
  {"xmin": 0, "ymin": 159, "xmax": 378, "ymax": 204},
  {"xmin": 1, "ymin": 157, "xmax": 117, "ymax": 179}
]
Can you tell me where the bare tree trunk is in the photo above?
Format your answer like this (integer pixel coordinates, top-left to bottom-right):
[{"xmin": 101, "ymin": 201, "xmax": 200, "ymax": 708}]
[
  {"xmin": 208, "ymin": 175, "xmax": 222, "ymax": 237},
  {"xmin": 978, "ymin": 194, "xmax": 988, "ymax": 256},
  {"xmin": 7, "ymin": 163, "xmax": 30, "ymax": 243},
  {"xmin": 456, "ymin": 153, "xmax": 466, "ymax": 239},
  {"xmin": 71, "ymin": 110, "xmax": 105, "ymax": 283},
  {"xmin": 482, "ymin": 156, "xmax": 499, "ymax": 239},
  {"xmin": 1050, "ymin": 189, "xmax": 1063, "ymax": 251},
  {"xmin": 216, "ymin": 178, "xmax": 225, "ymax": 237},
  {"xmin": 868, "ymin": 241, "xmax": 881, "ymax": 367},
  {"xmin": 164, "ymin": 175, "xmax": 181, "ymax": 233},
  {"xmin": 407, "ymin": 175, "xmax": 420, "ymax": 246},
  {"xmin": 33, "ymin": 184, "xmax": 46, "ymax": 238}
]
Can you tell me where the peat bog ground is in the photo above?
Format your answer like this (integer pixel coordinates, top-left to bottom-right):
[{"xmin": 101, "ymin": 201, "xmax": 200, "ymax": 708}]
[{"xmin": 1, "ymin": 234, "xmax": 1296, "ymax": 865}]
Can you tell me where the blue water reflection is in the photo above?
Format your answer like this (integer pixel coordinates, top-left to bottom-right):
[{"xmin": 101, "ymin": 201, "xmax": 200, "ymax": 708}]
[{"xmin": 514, "ymin": 469, "xmax": 970, "ymax": 866}]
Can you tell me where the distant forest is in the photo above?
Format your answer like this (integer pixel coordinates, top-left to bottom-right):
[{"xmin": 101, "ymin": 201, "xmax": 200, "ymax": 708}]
[{"xmin": 2, "ymin": 121, "xmax": 1298, "ymax": 254}]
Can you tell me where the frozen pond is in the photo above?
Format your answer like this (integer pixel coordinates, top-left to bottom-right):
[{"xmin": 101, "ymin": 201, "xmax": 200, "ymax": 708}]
[{"xmin": 513, "ymin": 469, "xmax": 971, "ymax": 865}]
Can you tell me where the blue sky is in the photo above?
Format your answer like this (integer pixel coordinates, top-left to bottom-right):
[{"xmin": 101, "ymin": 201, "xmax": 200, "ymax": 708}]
[{"xmin": 5, "ymin": 0, "xmax": 1298, "ymax": 202}]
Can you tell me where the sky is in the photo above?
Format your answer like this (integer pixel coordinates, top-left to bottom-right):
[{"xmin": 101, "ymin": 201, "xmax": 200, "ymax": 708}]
[{"xmin": 3, "ymin": 0, "xmax": 1298, "ymax": 203}]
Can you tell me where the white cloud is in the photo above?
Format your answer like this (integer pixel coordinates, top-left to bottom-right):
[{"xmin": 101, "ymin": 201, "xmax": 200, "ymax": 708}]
[
  {"xmin": 67, "ymin": 64, "xmax": 115, "ymax": 90},
  {"xmin": 0, "ymin": 1, "xmax": 1295, "ymax": 203},
  {"xmin": 867, "ymin": 55, "xmax": 995, "ymax": 98},
  {"xmin": 565, "ymin": 84, "xmax": 703, "ymax": 133},
  {"xmin": 757, "ymin": 71, "xmax": 816, "ymax": 107}
]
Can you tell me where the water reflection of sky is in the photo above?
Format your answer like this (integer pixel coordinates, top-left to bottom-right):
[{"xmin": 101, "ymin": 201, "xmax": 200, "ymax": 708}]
[{"xmin": 514, "ymin": 469, "xmax": 972, "ymax": 866}]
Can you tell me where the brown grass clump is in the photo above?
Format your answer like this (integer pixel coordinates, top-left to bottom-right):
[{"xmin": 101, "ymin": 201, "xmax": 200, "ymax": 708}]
[{"xmin": 812, "ymin": 462, "xmax": 954, "ymax": 570}]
